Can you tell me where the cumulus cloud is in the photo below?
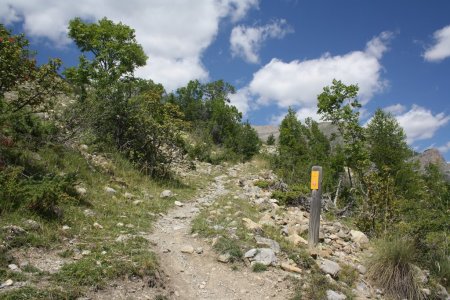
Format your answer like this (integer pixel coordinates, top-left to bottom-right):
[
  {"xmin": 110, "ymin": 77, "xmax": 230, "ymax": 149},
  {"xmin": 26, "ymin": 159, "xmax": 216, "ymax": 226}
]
[
  {"xmin": 233, "ymin": 31, "xmax": 393, "ymax": 122},
  {"xmin": 229, "ymin": 87, "xmax": 252, "ymax": 116},
  {"xmin": 395, "ymin": 105, "xmax": 450, "ymax": 144},
  {"xmin": 437, "ymin": 141, "xmax": 450, "ymax": 154},
  {"xmin": 424, "ymin": 24, "xmax": 450, "ymax": 62},
  {"xmin": 0, "ymin": 0, "xmax": 259, "ymax": 91},
  {"xmin": 230, "ymin": 19, "xmax": 292, "ymax": 63}
]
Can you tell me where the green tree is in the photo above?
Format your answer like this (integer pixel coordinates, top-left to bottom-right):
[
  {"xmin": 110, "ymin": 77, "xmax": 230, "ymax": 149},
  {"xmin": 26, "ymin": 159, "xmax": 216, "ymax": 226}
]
[
  {"xmin": 317, "ymin": 79, "xmax": 367, "ymax": 186},
  {"xmin": 65, "ymin": 17, "xmax": 147, "ymax": 147},
  {"xmin": 366, "ymin": 108, "xmax": 412, "ymax": 174},
  {"xmin": 266, "ymin": 133, "xmax": 275, "ymax": 145}
]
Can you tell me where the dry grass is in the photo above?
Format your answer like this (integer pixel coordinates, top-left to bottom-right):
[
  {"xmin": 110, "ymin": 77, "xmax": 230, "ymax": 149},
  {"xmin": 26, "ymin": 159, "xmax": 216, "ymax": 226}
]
[{"xmin": 366, "ymin": 237, "xmax": 424, "ymax": 300}]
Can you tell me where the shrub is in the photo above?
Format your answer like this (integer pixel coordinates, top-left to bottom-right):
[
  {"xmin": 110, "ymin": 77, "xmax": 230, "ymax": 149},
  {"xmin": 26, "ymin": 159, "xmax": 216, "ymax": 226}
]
[
  {"xmin": 266, "ymin": 133, "xmax": 275, "ymax": 145},
  {"xmin": 366, "ymin": 237, "xmax": 424, "ymax": 300},
  {"xmin": 251, "ymin": 262, "xmax": 267, "ymax": 272},
  {"xmin": 213, "ymin": 236, "xmax": 242, "ymax": 262}
]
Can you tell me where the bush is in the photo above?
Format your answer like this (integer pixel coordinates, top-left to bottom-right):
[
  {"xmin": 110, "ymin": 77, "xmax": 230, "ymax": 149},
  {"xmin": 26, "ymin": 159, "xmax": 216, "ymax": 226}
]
[
  {"xmin": 251, "ymin": 262, "xmax": 267, "ymax": 272},
  {"xmin": 366, "ymin": 237, "xmax": 424, "ymax": 300},
  {"xmin": 271, "ymin": 183, "xmax": 309, "ymax": 206},
  {"xmin": 266, "ymin": 133, "xmax": 275, "ymax": 145}
]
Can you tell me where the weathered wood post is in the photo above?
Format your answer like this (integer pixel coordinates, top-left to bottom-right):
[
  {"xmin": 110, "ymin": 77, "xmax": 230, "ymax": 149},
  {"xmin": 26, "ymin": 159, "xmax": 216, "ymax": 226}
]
[{"xmin": 308, "ymin": 166, "xmax": 323, "ymax": 247}]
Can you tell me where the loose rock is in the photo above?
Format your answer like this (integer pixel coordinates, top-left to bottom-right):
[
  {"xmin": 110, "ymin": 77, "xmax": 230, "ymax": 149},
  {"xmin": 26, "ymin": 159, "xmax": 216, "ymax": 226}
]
[
  {"xmin": 326, "ymin": 290, "xmax": 346, "ymax": 300},
  {"xmin": 318, "ymin": 259, "xmax": 341, "ymax": 277},
  {"xmin": 160, "ymin": 190, "xmax": 173, "ymax": 198},
  {"xmin": 181, "ymin": 245, "xmax": 195, "ymax": 254},
  {"xmin": 281, "ymin": 262, "xmax": 302, "ymax": 273},
  {"xmin": 218, "ymin": 253, "xmax": 231, "ymax": 263}
]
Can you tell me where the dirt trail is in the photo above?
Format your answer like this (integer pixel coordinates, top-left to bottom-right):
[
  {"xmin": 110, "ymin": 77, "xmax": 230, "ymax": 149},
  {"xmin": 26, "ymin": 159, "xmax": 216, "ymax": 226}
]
[{"xmin": 147, "ymin": 170, "xmax": 292, "ymax": 300}]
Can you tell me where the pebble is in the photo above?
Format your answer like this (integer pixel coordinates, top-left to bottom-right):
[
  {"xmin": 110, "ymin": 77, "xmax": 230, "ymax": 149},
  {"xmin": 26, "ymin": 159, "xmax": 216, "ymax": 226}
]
[
  {"xmin": 93, "ymin": 222, "xmax": 103, "ymax": 229},
  {"xmin": 62, "ymin": 225, "xmax": 71, "ymax": 230},
  {"xmin": 174, "ymin": 201, "xmax": 184, "ymax": 207},
  {"xmin": 8, "ymin": 264, "xmax": 20, "ymax": 272}
]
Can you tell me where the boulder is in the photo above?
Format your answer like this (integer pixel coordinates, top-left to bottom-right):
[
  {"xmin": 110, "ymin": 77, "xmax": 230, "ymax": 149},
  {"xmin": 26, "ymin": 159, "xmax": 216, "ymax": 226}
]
[
  {"xmin": 244, "ymin": 248, "xmax": 277, "ymax": 266},
  {"xmin": 349, "ymin": 230, "xmax": 369, "ymax": 246},
  {"xmin": 318, "ymin": 259, "xmax": 341, "ymax": 277},
  {"xmin": 255, "ymin": 236, "xmax": 280, "ymax": 253}
]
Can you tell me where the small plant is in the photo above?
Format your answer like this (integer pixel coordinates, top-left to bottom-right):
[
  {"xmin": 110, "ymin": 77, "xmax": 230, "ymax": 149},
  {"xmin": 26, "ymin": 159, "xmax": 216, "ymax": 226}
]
[
  {"xmin": 254, "ymin": 180, "xmax": 270, "ymax": 189},
  {"xmin": 339, "ymin": 264, "xmax": 358, "ymax": 287},
  {"xmin": 213, "ymin": 236, "xmax": 242, "ymax": 262},
  {"xmin": 366, "ymin": 237, "xmax": 424, "ymax": 300},
  {"xmin": 251, "ymin": 262, "xmax": 267, "ymax": 272}
]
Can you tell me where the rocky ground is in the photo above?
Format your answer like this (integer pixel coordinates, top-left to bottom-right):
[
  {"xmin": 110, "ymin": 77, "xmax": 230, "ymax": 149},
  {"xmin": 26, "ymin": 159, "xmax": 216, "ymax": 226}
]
[{"xmin": 1, "ymin": 151, "xmax": 448, "ymax": 299}]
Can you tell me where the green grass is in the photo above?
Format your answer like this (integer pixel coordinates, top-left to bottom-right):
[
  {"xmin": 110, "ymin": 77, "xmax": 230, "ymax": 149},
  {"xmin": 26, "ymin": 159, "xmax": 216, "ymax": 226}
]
[
  {"xmin": 251, "ymin": 262, "xmax": 267, "ymax": 272},
  {"xmin": 366, "ymin": 237, "xmax": 424, "ymax": 300},
  {"xmin": 0, "ymin": 286, "xmax": 81, "ymax": 300},
  {"xmin": 0, "ymin": 144, "xmax": 213, "ymax": 297}
]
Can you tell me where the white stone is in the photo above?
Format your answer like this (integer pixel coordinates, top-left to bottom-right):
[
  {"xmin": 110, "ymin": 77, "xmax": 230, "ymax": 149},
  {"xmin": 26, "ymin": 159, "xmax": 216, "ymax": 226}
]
[
  {"xmin": 75, "ymin": 186, "xmax": 87, "ymax": 196},
  {"xmin": 174, "ymin": 201, "xmax": 184, "ymax": 207},
  {"xmin": 218, "ymin": 253, "xmax": 231, "ymax": 263},
  {"xmin": 93, "ymin": 222, "xmax": 103, "ymax": 229},
  {"xmin": 104, "ymin": 186, "xmax": 116, "ymax": 194},
  {"xmin": 124, "ymin": 192, "xmax": 134, "ymax": 199},
  {"xmin": 62, "ymin": 225, "xmax": 70, "ymax": 230},
  {"xmin": 8, "ymin": 264, "xmax": 20, "ymax": 272},
  {"xmin": 160, "ymin": 190, "xmax": 173, "ymax": 198},
  {"xmin": 1, "ymin": 279, "xmax": 13, "ymax": 288},
  {"xmin": 326, "ymin": 290, "xmax": 346, "ymax": 300}
]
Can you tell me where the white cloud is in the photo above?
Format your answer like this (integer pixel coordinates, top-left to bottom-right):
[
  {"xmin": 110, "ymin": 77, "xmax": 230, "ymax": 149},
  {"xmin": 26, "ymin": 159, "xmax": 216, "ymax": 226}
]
[
  {"xmin": 0, "ymin": 0, "xmax": 259, "ymax": 91},
  {"xmin": 230, "ymin": 19, "xmax": 292, "ymax": 63},
  {"xmin": 395, "ymin": 105, "xmax": 450, "ymax": 144},
  {"xmin": 383, "ymin": 103, "xmax": 406, "ymax": 115},
  {"xmin": 424, "ymin": 25, "xmax": 450, "ymax": 62},
  {"xmin": 234, "ymin": 31, "xmax": 393, "ymax": 121},
  {"xmin": 229, "ymin": 87, "xmax": 252, "ymax": 116},
  {"xmin": 438, "ymin": 141, "xmax": 450, "ymax": 154}
]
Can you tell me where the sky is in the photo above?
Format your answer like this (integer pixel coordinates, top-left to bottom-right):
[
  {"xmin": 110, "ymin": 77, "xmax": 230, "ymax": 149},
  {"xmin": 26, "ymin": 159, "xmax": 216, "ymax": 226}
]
[{"xmin": 1, "ymin": 0, "xmax": 450, "ymax": 159}]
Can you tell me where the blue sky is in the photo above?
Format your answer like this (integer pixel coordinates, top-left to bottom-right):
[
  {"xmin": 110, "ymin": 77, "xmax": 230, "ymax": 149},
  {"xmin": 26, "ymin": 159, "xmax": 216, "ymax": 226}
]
[{"xmin": 1, "ymin": 0, "xmax": 450, "ymax": 159}]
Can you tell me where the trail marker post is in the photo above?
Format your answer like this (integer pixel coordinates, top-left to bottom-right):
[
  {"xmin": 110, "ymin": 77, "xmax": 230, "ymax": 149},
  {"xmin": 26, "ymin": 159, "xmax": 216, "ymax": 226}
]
[{"xmin": 308, "ymin": 166, "xmax": 323, "ymax": 247}]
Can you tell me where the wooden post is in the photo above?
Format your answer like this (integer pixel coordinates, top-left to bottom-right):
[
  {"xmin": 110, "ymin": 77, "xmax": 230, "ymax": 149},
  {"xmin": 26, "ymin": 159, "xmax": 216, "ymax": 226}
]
[{"xmin": 308, "ymin": 166, "xmax": 323, "ymax": 247}]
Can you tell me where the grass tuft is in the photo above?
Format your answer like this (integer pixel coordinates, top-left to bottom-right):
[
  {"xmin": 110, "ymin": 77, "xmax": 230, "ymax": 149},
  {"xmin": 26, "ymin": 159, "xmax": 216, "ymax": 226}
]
[
  {"xmin": 366, "ymin": 237, "xmax": 424, "ymax": 300},
  {"xmin": 251, "ymin": 262, "xmax": 267, "ymax": 272}
]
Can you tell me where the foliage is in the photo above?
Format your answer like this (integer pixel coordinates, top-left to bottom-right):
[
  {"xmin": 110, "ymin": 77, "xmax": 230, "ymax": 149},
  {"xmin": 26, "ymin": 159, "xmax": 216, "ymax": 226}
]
[
  {"xmin": 271, "ymin": 183, "xmax": 309, "ymax": 206},
  {"xmin": 212, "ymin": 236, "xmax": 243, "ymax": 262},
  {"xmin": 124, "ymin": 84, "xmax": 188, "ymax": 177},
  {"xmin": 251, "ymin": 262, "xmax": 267, "ymax": 272},
  {"xmin": 367, "ymin": 237, "xmax": 424, "ymax": 300},
  {"xmin": 266, "ymin": 133, "xmax": 275, "ymax": 145},
  {"xmin": 366, "ymin": 109, "xmax": 412, "ymax": 175},
  {"xmin": 317, "ymin": 79, "xmax": 368, "ymax": 186},
  {"xmin": 170, "ymin": 80, "xmax": 260, "ymax": 162}
]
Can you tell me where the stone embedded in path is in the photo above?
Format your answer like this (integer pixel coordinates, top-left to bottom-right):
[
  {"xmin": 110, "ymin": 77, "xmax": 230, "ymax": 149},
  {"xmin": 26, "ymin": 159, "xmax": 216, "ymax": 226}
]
[
  {"xmin": 318, "ymin": 259, "xmax": 341, "ymax": 277},
  {"xmin": 218, "ymin": 253, "xmax": 231, "ymax": 263},
  {"xmin": 8, "ymin": 264, "xmax": 20, "ymax": 272},
  {"xmin": 255, "ymin": 236, "xmax": 280, "ymax": 253},
  {"xmin": 244, "ymin": 248, "xmax": 277, "ymax": 266},
  {"xmin": 160, "ymin": 190, "xmax": 173, "ymax": 198},
  {"xmin": 326, "ymin": 290, "xmax": 346, "ymax": 300},
  {"xmin": 174, "ymin": 201, "xmax": 184, "ymax": 207},
  {"xmin": 180, "ymin": 245, "xmax": 195, "ymax": 254}
]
